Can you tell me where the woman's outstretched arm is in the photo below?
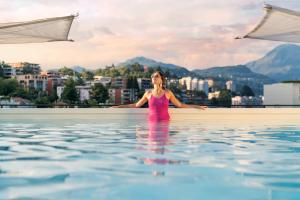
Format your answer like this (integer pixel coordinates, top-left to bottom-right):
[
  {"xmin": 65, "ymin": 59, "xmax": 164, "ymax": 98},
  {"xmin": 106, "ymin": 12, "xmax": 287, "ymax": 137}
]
[
  {"xmin": 112, "ymin": 91, "xmax": 150, "ymax": 108},
  {"xmin": 168, "ymin": 90, "xmax": 207, "ymax": 110}
]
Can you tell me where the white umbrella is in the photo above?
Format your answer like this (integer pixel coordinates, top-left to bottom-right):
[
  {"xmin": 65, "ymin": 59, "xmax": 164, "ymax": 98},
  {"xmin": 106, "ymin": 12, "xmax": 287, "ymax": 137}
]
[
  {"xmin": 0, "ymin": 14, "xmax": 78, "ymax": 44},
  {"xmin": 236, "ymin": 4, "xmax": 300, "ymax": 43}
]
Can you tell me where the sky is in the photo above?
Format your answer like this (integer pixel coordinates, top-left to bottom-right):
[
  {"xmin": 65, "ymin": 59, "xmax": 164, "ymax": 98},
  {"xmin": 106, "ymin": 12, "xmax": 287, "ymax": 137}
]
[{"xmin": 0, "ymin": 0, "xmax": 299, "ymax": 70}]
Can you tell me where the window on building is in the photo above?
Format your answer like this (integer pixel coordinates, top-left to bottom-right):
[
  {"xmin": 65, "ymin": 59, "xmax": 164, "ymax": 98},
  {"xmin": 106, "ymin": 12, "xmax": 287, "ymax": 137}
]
[{"xmin": 29, "ymin": 80, "xmax": 34, "ymax": 89}]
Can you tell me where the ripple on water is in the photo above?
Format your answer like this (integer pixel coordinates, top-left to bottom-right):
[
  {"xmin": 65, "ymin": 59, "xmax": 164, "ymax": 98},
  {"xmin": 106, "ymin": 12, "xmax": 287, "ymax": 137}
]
[{"xmin": 0, "ymin": 122, "xmax": 299, "ymax": 199}]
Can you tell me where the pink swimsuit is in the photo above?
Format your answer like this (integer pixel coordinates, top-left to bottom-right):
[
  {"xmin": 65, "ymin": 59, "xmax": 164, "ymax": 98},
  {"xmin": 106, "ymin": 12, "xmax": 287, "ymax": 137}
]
[{"xmin": 148, "ymin": 92, "xmax": 170, "ymax": 121}]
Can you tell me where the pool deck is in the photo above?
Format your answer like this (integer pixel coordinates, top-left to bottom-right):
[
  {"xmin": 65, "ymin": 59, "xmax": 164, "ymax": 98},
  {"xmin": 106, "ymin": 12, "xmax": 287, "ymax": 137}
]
[{"xmin": 1, "ymin": 108, "xmax": 300, "ymax": 126}]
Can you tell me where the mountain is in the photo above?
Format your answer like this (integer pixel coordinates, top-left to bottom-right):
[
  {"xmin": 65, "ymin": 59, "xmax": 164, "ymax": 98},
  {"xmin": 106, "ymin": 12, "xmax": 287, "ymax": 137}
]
[
  {"xmin": 246, "ymin": 44, "xmax": 300, "ymax": 81},
  {"xmin": 118, "ymin": 56, "xmax": 190, "ymax": 76},
  {"xmin": 71, "ymin": 66, "xmax": 88, "ymax": 73},
  {"xmin": 118, "ymin": 56, "xmax": 277, "ymax": 95},
  {"xmin": 193, "ymin": 65, "xmax": 275, "ymax": 95}
]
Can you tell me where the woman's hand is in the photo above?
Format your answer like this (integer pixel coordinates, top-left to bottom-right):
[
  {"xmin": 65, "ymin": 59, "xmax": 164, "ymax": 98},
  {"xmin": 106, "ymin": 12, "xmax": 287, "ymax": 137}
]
[
  {"xmin": 111, "ymin": 105, "xmax": 121, "ymax": 108},
  {"xmin": 110, "ymin": 104, "xmax": 136, "ymax": 108},
  {"xmin": 197, "ymin": 105, "xmax": 207, "ymax": 110},
  {"xmin": 180, "ymin": 104, "xmax": 208, "ymax": 109}
]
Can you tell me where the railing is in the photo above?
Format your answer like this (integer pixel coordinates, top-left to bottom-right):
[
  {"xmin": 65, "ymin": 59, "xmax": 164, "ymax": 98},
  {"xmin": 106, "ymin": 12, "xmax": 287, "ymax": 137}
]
[{"xmin": 2, "ymin": 104, "xmax": 300, "ymax": 108}]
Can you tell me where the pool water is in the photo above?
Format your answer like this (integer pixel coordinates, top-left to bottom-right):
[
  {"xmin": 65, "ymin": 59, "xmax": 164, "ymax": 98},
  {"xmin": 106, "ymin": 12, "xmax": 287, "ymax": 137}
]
[{"xmin": 0, "ymin": 110, "xmax": 299, "ymax": 199}]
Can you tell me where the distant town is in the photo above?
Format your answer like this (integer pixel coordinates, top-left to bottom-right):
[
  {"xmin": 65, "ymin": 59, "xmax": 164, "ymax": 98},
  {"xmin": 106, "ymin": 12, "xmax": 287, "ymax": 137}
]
[{"xmin": 0, "ymin": 59, "xmax": 299, "ymax": 108}]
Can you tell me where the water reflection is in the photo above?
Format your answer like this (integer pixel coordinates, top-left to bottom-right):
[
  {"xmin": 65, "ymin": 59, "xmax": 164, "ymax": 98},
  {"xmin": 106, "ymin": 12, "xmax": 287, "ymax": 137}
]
[{"xmin": 136, "ymin": 119, "xmax": 184, "ymax": 176}]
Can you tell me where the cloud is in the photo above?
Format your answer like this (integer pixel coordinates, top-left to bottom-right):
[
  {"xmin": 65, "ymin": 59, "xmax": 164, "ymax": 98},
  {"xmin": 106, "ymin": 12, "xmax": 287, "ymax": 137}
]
[
  {"xmin": 241, "ymin": 2, "xmax": 262, "ymax": 10},
  {"xmin": 0, "ymin": 0, "xmax": 289, "ymax": 69},
  {"xmin": 96, "ymin": 27, "xmax": 115, "ymax": 36}
]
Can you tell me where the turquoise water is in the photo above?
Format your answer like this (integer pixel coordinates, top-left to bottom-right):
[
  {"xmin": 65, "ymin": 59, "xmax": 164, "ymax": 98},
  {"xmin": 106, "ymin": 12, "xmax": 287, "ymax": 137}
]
[{"xmin": 0, "ymin": 113, "xmax": 299, "ymax": 200}]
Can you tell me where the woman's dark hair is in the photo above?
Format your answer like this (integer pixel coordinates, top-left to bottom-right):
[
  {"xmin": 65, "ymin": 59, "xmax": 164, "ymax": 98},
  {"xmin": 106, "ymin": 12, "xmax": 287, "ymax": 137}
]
[{"xmin": 152, "ymin": 71, "xmax": 166, "ymax": 89}]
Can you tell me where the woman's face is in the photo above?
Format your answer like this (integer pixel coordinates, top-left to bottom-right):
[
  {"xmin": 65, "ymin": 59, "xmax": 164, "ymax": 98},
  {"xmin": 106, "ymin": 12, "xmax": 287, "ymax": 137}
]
[{"xmin": 151, "ymin": 72, "xmax": 162, "ymax": 86}]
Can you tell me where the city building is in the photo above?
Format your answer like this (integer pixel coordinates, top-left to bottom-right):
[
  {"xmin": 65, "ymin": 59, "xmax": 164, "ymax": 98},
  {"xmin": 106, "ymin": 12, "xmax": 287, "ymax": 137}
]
[
  {"xmin": 57, "ymin": 86, "xmax": 92, "ymax": 102},
  {"xmin": 0, "ymin": 96, "xmax": 33, "ymax": 107},
  {"xmin": 15, "ymin": 74, "xmax": 48, "ymax": 91},
  {"xmin": 143, "ymin": 65, "xmax": 149, "ymax": 72},
  {"xmin": 56, "ymin": 86, "xmax": 64, "ymax": 100},
  {"xmin": 3, "ymin": 65, "xmax": 23, "ymax": 78},
  {"xmin": 179, "ymin": 77, "xmax": 192, "ymax": 90},
  {"xmin": 198, "ymin": 79, "xmax": 209, "ymax": 95},
  {"xmin": 41, "ymin": 70, "xmax": 64, "ymax": 95},
  {"xmin": 206, "ymin": 78, "xmax": 214, "ymax": 87},
  {"xmin": 111, "ymin": 77, "xmax": 127, "ymax": 89},
  {"xmin": 232, "ymin": 96, "xmax": 263, "ymax": 106},
  {"xmin": 264, "ymin": 83, "xmax": 300, "ymax": 105},
  {"xmin": 93, "ymin": 76, "xmax": 112, "ymax": 87},
  {"xmin": 137, "ymin": 78, "xmax": 151, "ymax": 90},
  {"xmin": 60, "ymin": 75, "xmax": 79, "ymax": 82},
  {"xmin": 167, "ymin": 79, "xmax": 179, "ymax": 86},
  {"xmin": 191, "ymin": 78, "xmax": 198, "ymax": 91},
  {"xmin": 76, "ymin": 86, "xmax": 91, "ymax": 101},
  {"xmin": 208, "ymin": 91, "xmax": 220, "ymax": 100},
  {"xmin": 2, "ymin": 65, "xmax": 13, "ymax": 78},
  {"xmin": 108, "ymin": 88, "xmax": 138, "ymax": 104},
  {"xmin": 9, "ymin": 62, "xmax": 41, "ymax": 74},
  {"xmin": 3, "ymin": 62, "xmax": 41, "ymax": 78},
  {"xmin": 226, "ymin": 80, "xmax": 236, "ymax": 92}
]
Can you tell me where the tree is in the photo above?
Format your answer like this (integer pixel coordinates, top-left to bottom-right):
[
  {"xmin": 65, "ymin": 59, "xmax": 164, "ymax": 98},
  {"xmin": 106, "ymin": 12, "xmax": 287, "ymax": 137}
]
[
  {"xmin": 209, "ymin": 97, "xmax": 218, "ymax": 106},
  {"xmin": 137, "ymin": 90, "xmax": 145, "ymax": 99},
  {"xmin": 148, "ymin": 67, "xmax": 155, "ymax": 75},
  {"xmin": 90, "ymin": 83, "xmax": 109, "ymax": 104},
  {"xmin": 0, "ymin": 78, "xmax": 19, "ymax": 96},
  {"xmin": 9, "ymin": 86, "xmax": 40, "ymax": 101},
  {"xmin": 81, "ymin": 71, "xmax": 94, "ymax": 81},
  {"xmin": 127, "ymin": 77, "xmax": 133, "ymax": 89},
  {"xmin": 48, "ymin": 87, "xmax": 58, "ymax": 103},
  {"xmin": 241, "ymin": 85, "xmax": 255, "ymax": 96},
  {"xmin": 11, "ymin": 87, "xmax": 28, "ymax": 99},
  {"xmin": 169, "ymin": 83, "xmax": 181, "ymax": 95},
  {"xmin": 35, "ymin": 95, "xmax": 51, "ymax": 107},
  {"xmin": 127, "ymin": 76, "xmax": 139, "ymax": 91},
  {"xmin": 164, "ymin": 69, "xmax": 170, "ymax": 78},
  {"xmin": 84, "ymin": 99, "xmax": 98, "ymax": 107},
  {"xmin": 155, "ymin": 66, "xmax": 163, "ymax": 72},
  {"xmin": 194, "ymin": 90, "xmax": 207, "ymax": 99},
  {"xmin": 130, "ymin": 63, "xmax": 143, "ymax": 72},
  {"xmin": 231, "ymin": 91, "xmax": 238, "ymax": 97},
  {"xmin": 21, "ymin": 62, "xmax": 41, "ymax": 74},
  {"xmin": 61, "ymin": 78, "xmax": 79, "ymax": 104},
  {"xmin": 95, "ymin": 68, "xmax": 104, "ymax": 76},
  {"xmin": 58, "ymin": 67, "xmax": 74, "ymax": 76},
  {"xmin": 218, "ymin": 89, "xmax": 232, "ymax": 107},
  {"xmin": 23, "ymin": 64, "xmax": 34, "ymax": 74},
  {"xmin": 119, "ymin": 67, "xmax": 129, "ymax": 76},
  {"xmin": 109, "ymin": 68, "xmax": 121, "ymax": 77},
  {"xmin": 0, "ymin": 63, "xmax": 3, "ymax": 77},
  {"xmin": 75, "ymin": 76, "xmax": 85, "ymax": 86},
  {"xmin": 0, "ymin": 62, "xmax": 12, "ymax": 78}
]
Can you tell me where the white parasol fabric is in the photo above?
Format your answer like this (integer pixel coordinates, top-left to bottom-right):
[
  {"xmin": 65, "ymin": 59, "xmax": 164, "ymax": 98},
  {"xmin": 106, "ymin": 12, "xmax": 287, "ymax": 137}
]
[
  {"xmin": 0, "ymin": 14, "xmax": 77, "ymax": 44},
  {"xmin": 237, "ymin": 4, "xmax": 300, "ymax": 43}
]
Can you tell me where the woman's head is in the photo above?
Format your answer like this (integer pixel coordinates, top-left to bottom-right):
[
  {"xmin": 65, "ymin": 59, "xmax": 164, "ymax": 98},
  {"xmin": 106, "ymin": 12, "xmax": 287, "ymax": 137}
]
[{"xmin": 151, "ymin": 71, "xmax": 166, "ymax": 89}]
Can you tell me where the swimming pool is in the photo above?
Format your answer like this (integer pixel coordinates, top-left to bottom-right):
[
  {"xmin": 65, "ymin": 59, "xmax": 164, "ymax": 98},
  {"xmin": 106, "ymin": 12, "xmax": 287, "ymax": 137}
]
[{"xmin": 0, "ymin": 108, "xmax": 299, "ymax": 199}]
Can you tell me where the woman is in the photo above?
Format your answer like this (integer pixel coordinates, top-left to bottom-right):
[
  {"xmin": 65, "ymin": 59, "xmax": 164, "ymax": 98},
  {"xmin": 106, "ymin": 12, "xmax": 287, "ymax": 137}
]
[{"xmin": 112, "ymin": 71, "xmax": 207, "ymax": 121}]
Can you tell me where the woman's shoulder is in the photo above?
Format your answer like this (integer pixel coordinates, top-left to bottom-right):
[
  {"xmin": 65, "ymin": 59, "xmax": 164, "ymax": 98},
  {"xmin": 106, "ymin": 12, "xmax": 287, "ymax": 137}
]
[
  {"xmin": 164, "ymin": 89, "xmax": 172, "ymax": 99},
  {"xmin": 165, "ymin": 89, "xmax": 173, "ymax": 94},
  {"xmin": 145, "ymin": 90, "xmax": 152, "ymax": 99}
]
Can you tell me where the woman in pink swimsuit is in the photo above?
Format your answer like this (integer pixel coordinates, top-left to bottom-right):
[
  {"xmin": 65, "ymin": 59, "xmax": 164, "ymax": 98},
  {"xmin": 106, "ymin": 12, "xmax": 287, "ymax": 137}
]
[
  {"xmin": 113, "ymin": 71, "xmax": 207, "ymax": 121},
  {"xmin": 116, "ymin": 71, "xmax": 205, "ymax": 174}
]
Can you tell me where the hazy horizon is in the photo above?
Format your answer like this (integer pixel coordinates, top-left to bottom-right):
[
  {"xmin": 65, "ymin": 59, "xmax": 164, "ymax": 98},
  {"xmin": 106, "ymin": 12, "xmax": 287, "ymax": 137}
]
[{"xmin": 0, "ymin": 0, "xmax": 298, "ymax": 70}]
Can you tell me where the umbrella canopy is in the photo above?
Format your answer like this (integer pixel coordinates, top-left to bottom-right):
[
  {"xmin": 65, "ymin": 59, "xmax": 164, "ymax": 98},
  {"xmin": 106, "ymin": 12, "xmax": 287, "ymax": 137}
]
[
  {"xmin": 0, "ymin": 14, "xmax": 77, "ymax": 44},
  {"xmin": 237, "ymin": 4, "xmax": 300, "ymax": 43}
]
